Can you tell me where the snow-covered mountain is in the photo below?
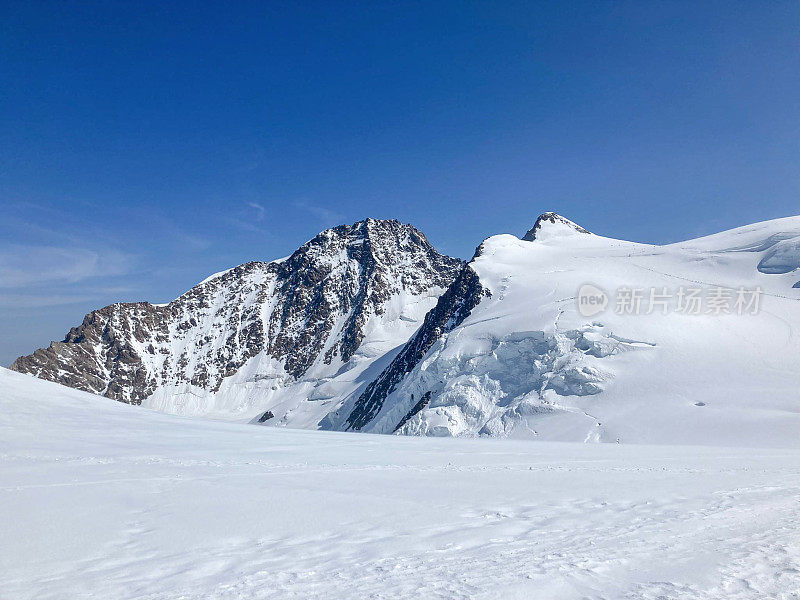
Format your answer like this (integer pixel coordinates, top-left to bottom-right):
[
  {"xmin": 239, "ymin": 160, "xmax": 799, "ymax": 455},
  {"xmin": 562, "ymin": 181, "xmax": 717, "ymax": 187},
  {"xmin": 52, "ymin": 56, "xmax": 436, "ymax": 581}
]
[
  {"xmin": 338, "ymin": 213, "xmax": 800, "ymax": 446},
  {"xmin": 11, "ymin": 212, "xmax": 800, "ymax": 445},
  {"xmin": 10, "ymin": 219, "xmax": 463, "ymax": 427}
]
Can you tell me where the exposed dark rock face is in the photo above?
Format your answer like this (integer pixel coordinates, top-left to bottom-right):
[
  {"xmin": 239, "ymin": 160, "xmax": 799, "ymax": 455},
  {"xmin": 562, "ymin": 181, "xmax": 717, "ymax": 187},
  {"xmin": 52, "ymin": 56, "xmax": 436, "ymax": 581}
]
[
  {"xmin": 522, "ymin": 212, "xmax": 590, "ymax": 241},
  {"xmin": 11, "ymin": 219, "xmax": 462, "ymax": 406},
  {"xmin": 344, "ymin": 263, "xmax": 489, "ymax": 431},
  {"xmin": 393, "ymin": 391, "xmax": 432, "ymax": 433}
]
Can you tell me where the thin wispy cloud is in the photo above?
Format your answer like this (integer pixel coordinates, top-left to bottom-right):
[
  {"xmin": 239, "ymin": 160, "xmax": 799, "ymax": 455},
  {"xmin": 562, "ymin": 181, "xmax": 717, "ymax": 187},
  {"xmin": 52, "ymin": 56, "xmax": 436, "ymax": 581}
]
[
  {"xmin": 0, "ymin": 293, "xmax": 102, "ymax": 308},
  {"xmin": 0, "ymin": 245, "xmax": 134, "ymax": 288},
  {"xmin": 221, "ymin": 202, "xmax": 275, "ymax": 234},
  {"xmin": 247, "ymin": 202, "xmax": 266, "ymax": 221},
  {"xmin": 293, "ymin": 200, "xmax": 344, "ymax": 224},
  {"xmin": 0, "ymin": 214, "xmax": 91, "ymax": 247},
  {"xmin": 0, "ymin": 284, "xmax": 139, "ymax": 308},
  {"xmin": 173, "ymin": 231, "xmax": 213, "ymax": 251},
  {"xmin": 224, "ymin": 216, "xmax": 266, "ymax": 233}
]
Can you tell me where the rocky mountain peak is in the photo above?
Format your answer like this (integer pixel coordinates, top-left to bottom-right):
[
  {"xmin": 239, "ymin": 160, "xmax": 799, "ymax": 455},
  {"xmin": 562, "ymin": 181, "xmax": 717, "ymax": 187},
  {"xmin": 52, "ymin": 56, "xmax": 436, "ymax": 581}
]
[
  {"xmin": 280, "ymin": 219, "xmax": 440, "ymax": 275},
  {"xmin": 11, "ymin": 220, "xmax": 463, "ymax": 411},
  {"xmin": 522, "ymin": 212, "xmax": 590, "ymax": 242}
]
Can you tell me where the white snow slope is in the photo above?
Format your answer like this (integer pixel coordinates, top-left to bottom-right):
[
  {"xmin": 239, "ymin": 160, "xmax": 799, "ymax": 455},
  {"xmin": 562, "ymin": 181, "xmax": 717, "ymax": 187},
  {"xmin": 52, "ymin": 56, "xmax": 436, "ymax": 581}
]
[
  {"xmin": 363, "ymin": 214, "xmax": 800, "ymax": 446},
  {"xmin": 2, "ymin": 367, "xmax": 800, "ymax": 600}
]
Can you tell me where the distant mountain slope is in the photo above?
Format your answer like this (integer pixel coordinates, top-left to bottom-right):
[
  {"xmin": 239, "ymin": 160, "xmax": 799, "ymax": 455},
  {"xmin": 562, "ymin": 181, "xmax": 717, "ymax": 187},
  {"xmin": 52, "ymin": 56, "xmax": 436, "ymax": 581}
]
[
  {"xmin": 341, "ymin": 213, "xmax": 800, "ymax": 446},
  {"xmin": 11, "ymin": 219, "xmax": 463, "ymax": 426}
]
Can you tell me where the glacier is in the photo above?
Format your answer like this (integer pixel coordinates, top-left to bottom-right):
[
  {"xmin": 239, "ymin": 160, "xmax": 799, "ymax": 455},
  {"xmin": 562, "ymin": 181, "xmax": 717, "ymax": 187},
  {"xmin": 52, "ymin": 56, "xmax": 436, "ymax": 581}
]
[{"xmin": 344, "ymin": 213, "xmax": 800, "ymax": 446}]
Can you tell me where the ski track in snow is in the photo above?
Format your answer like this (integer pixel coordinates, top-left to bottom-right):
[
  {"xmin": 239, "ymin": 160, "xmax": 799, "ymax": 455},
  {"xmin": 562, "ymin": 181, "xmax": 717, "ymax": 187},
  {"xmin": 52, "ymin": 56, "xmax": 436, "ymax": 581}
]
[{"xmin": 2, "ymin": 369, "xmax": 800, "ymax": 600}]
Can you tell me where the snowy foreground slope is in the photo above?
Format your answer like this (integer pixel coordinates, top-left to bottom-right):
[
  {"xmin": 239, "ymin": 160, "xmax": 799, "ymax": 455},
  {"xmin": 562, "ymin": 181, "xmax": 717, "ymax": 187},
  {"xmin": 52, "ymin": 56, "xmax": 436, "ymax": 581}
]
[
  {"xmin": 340, "ymin": 214, "xmax": 800, "ymax": 445},
  {"xmin": 2, "ymin": 367, "xmax": 800, "ymax": 600}
]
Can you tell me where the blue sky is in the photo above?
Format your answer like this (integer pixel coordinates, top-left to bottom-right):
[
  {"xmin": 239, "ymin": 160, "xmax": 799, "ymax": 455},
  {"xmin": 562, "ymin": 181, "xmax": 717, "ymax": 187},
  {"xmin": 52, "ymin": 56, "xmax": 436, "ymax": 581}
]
[{"xmin": 1, "ymin": 1, "xmax": 799, "ymax": 365}]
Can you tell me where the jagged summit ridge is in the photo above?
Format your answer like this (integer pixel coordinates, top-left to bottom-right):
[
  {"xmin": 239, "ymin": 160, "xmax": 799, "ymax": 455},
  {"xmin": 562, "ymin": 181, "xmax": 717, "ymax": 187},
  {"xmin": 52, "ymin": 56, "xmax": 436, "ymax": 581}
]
[
  {"xmin": 522, "ymin": 212, "xmax": 590, "ymax": 242},
  {"xmin": 11, "ymin": 219, "xmax": 463, "ymax": 424}
]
